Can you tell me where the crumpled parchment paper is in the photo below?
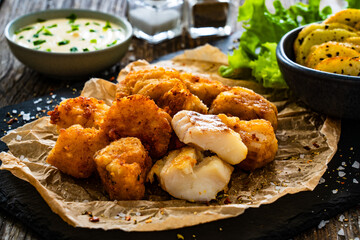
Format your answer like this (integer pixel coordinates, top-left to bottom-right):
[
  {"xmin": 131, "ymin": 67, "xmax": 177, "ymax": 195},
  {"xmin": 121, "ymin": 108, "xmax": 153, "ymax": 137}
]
[{"xmin": 0, "ymin": 44, "xmax": 341, "ymax": 231}]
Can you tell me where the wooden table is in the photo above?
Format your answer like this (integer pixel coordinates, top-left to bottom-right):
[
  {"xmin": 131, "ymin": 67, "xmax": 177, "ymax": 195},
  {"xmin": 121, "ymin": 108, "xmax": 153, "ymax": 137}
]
[{"xmin": 0, "ymin": 0, "xmax": 359, "ymax": 239}]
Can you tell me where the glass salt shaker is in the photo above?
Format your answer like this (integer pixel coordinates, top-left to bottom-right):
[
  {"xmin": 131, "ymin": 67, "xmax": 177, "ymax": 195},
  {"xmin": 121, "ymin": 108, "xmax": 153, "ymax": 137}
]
[
  {"xmin": 127, "ymin": 0, "xmax": 184, "ymax": 44},
  {"xmin": 185, "ymin": 0, "xmax": 237, "ymax": 38}
]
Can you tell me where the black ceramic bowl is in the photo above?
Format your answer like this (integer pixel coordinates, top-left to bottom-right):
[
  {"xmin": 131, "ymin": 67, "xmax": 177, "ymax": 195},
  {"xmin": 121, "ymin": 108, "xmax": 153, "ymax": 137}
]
[{"xmin": 276, "ymin": 25, "xmax": 360, "ymax": 119}]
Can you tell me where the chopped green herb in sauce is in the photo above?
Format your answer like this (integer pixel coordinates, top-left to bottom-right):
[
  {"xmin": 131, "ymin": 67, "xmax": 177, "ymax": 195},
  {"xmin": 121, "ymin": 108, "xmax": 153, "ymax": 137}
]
[
  {"xmin": 15, "ymin": 26, "xmax": 34, "ymax": 34},
  {"xmin": 14, "ymin": 17, "xmax": 125, "ymax": 53},
  {"xmin": 103, "ymin": 21, "xmax": 112, "ymax": 31},
  {"xmin": 67, "ymin": 24, "xmax": 79, "ymax": 33},
  {"xmin": 33, "ymin": 26, "xmax": 45, "ymax": 38},
  {"xmin": 33, "ymin": 40, "xmax": 46, "ymax": 46},
  {"xmin": 58, "ymin": 40, "xmax": 70, "ymax": 46},
  {"xmin": 66, "ymin": 14, "xmax": 77, "ymax": 24},
  {"xmin": 47, "ymin": 24, "xmax": 58, "ymax": 28},
  {"xmin": 107, "ymin": 40, "xmax": 117, "ymax": 47},
  {"xmin": 43, "ymin": 28, "xmax": 53, "ymax": 36}
]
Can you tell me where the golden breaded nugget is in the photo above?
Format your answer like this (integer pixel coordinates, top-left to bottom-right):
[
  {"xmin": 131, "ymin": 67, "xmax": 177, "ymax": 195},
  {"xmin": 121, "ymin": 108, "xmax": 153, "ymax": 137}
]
[
  {"xmin": 94, "ymin": 137, "xmax": 152, "ymax": 200},
  {"xmin": 178, "ymin": 72, "xmax": 230, "ymax": 106},
  {"xmin": 158, "ymin": 83, "xmax": 208, "ymax": 116},
  {"xmin": 48, "ymin": 96, "xmax": 109, "ymax": 130},
  {"xmin": 116, "ymin": 67, "xmax": 229, "ymax": 106},
  {"xmin": 116, "ymin": 67, "xmax": 181, "ymax": 98},
  {"xmin": 46, "ymin": 125, "xmax": 109, "ymax": 178},
  {"xmin": 101, "ymin": 94, "xmax": 172, "ymax": 158},
  {"xmin": 218, "ymin": 114, "xmax": 278, "ymax": 171},
  {"xmin": 209, "ymin": 87, "xmax": 278, "ymax": 130}
]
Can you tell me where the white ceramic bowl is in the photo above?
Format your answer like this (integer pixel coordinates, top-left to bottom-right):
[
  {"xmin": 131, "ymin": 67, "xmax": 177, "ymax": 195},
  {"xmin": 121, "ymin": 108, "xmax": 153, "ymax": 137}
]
[{"xmin": 5, "ymin": 9, "xmax": 133, "ymax": 78}]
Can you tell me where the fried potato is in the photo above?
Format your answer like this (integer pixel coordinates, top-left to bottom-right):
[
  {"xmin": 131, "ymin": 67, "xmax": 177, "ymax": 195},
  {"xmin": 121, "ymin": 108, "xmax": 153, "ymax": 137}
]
[
  {"xmin": 218, "ymin": 114, "xmax": 278, "ymax": 171},
  {"xmin": 305, "ymin": 42, "xmax": 360, "ymax": 68},
  {"xmin": 355, "ymin": 22, "xmax": 360, "ymax": 31},
  {"xmin": 46, "ymin": 125, "xmax": 109, "ymax": 178},
  {"xmin": 324, "ymin": 9, "xmax": 360, "ymax": 29},
  {"xmin": 209, "ymin": 87, "xmax": 278, "ymax": 130},
  {"xmin": 101, "ymin": 94, "xmax": 172, "ymax": 158},
  {"xmin": 94, "ymin": 137, "xmax": 152, "ymax": 200},
  {"xmin": 48, "ymin": 96, "xmax": 109, "ymax": 130},
  {"xmin": 294, "ymin": 23, "xmax": 357, "ymax": 55},
  {"xmin": 158, "ymin": 83, "xmax": 208, "ymax": 116},
  {"xmin": 296, "ymin": 28, "xmax": 359, "ymax": 65},
  {"xmin": 315, "ymin": 56, "xmax": 360, "ymax": 76},
  {"xmin": 345, "ymin": 36, "xmax": 360, "ymax": 45}
]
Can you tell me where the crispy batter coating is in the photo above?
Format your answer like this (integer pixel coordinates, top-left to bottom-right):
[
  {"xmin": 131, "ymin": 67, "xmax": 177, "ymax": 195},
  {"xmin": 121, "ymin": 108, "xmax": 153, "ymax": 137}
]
[
  {"xmin": 94, "ymin": 137, "xmax": 152, "ymax": 200},
  {"xmin": 218, "ymin": 114, "xmax": 278, "ymax": 171},
  {"xmin": 178, "ymin": 72, "xmax": 230, "ymax": 106},
  {"xmin": 158, "ymin": 83, "xmax": 208, "ymax": 116},
  {"xmin": 46, "ymin": 125, "xmax": 109, "ymax": 178},
  {"xmin": 133, "ymin": 78, "xmax": 182, "ymax": 102},
  {"xmin": 48, "ymin": 96, "xmax": 109, "ymax": 130},
  {"xmin": 116, "ymin": 67, "xmax": 181, "ymax": 98},
  {"xmin": 116, "ymin": 67, "xmax": 229, "ymax": 106},
  {"xmin": 209, "ymin": 87, "xmax": 278, "ymax": 130},
  {"xmin": 101, "ymin": 94, "xmax": 172, "ymax": 158}
]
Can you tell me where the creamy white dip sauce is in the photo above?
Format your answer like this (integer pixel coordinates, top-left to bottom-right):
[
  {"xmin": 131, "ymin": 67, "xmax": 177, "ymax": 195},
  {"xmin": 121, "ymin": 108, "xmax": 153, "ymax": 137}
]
[{"xmin": 13, "ymin": 15, "xmax": 125, "ymax": 53}]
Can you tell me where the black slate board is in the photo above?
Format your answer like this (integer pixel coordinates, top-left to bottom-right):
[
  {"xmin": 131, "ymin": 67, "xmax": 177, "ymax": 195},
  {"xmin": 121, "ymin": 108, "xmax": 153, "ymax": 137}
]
[{"xmin": 0, "ymin": 35, "xmax": 360, "ymax": 240}]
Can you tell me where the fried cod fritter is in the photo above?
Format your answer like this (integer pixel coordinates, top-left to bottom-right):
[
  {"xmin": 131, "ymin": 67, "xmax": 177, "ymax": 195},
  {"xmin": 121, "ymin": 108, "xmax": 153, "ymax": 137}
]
[
  {"xmin": 158, "ymin": 83, "xmax": 208, "ymax": 116},
  {"xmin": 46, "ymin": 125, "xmax": 109, "ymax": 178},
  {"xmin": 148, "ymin": 146, "xmax": 233, "ymax": 202},
  {"xmin": 116, "ymin": 67, "xmax": 229, "ymax": 106},
  {"xmin": 172, "ymin": 110, "xmax": 248, "ymax": 165},
  {"xmin": 209, "ymin": 87, "xmax": 278, "ymax": 130},
  {"xmin": 178, "ymin": 72, "xmax": 230, "ymax": 106},
  {"xmin": 94, "ymin": 137, "xmax": 152, "ymax": 200},
  {"xmin": 116, "ymin": 67, "xmax": 181, "ymax": 98},
  {"xmin": 218, "ymin": 114, "xmax": 278, "ymax": 171},
  {"xmin": 101, "ymin": 94, "xmax": 172, "ymax": 159},
  {"xmin": 48, "ymin": 96, "xmax": 109, "ymax": 130}
]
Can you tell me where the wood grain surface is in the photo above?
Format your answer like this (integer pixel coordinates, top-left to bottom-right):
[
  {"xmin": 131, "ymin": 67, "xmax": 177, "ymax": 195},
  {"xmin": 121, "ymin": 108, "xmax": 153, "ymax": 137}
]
[{"xmin": 0, "ymin": 0, "xmax": 359, "ymax": 239}]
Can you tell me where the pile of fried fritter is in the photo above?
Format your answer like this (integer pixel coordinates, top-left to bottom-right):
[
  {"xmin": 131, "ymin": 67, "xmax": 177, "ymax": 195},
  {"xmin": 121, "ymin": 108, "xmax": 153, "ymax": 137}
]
[{"xmin": 47, "ymin": 67, "xmax": 278, "ymax": 202}]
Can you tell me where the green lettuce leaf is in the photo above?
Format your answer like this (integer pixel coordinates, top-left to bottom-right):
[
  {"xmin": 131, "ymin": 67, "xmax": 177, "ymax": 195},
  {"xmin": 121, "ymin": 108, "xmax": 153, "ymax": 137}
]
[
  {"xmin": 249, "ymin": 43, "xmax": 286, "ymax": 88},
  {"xmin": 345, "ymin": 0, "xmax": 360, "ymax": 9},
  {"xmin": 221, "ymin": 0, "xmax": 332, "ymax": 88}
]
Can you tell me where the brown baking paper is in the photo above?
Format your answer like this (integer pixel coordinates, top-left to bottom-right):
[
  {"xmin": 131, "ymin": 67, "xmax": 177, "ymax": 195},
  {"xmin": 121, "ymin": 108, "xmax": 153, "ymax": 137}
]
[{"xmin": 0, "ymin": 44, "xmax": 341, "ymax": 231}]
